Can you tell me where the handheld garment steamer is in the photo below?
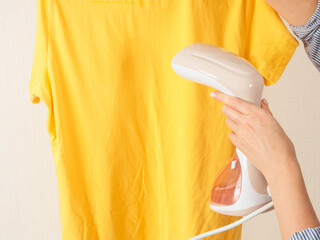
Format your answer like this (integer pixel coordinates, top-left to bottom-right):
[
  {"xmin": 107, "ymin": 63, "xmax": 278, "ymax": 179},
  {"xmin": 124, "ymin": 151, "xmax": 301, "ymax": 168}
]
[{"xmin": 171, "ymin": 43, "xmax": 275, "ymax": 239}]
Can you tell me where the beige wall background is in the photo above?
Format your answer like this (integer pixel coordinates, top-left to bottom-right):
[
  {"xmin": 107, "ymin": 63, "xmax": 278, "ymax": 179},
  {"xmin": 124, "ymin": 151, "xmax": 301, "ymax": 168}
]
[{"xmin": 0, "ymin": 1, "xmax": 319, "ymax": 240}]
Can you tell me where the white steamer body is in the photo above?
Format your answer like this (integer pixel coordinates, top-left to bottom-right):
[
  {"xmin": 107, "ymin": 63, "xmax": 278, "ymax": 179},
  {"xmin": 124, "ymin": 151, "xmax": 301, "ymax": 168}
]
[{"xmin": 171, "ymin": 43, "xmax": 272, "ymax": 217}]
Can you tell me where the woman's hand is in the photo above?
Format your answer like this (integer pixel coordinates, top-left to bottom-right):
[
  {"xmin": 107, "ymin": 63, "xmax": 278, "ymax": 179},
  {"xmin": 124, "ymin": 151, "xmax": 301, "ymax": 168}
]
[
  {"xmin": 210, "ymin": 91, "xmax": 320, "ymax": 239},
  {"xmin": 210, "ymin": 91, "xmax": 298, "ymax": 181}
]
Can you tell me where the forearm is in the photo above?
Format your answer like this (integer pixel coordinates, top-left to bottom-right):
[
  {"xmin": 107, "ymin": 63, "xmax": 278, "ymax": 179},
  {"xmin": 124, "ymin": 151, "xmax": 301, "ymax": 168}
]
[
  {"xmin": 264, "ymin": 0, "xmax": 318, "ymax": 26},
  {"xmin": 266, "ymin": 156, "xmax": 320, "ymax": 240}
]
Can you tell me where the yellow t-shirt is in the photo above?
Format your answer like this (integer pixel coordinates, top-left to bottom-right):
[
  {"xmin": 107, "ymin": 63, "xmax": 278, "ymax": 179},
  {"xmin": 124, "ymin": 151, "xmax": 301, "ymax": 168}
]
[{"xmin": 29, "ymin": 0, "xmax": 298, "ymax": 239}]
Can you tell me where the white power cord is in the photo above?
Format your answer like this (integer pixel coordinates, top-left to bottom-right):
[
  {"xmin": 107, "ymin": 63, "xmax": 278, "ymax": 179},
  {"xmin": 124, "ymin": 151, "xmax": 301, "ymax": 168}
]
[{"xmin": 188, "ymin": 201, "xmax": 274, "ymax": 240}]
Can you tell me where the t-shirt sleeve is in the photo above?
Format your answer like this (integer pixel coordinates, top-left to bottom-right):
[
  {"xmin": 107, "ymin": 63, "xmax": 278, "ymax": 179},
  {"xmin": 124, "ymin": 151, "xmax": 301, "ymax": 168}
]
[
  {"xmin": 288, "ymin": 0, "xmax": 320, "ymax": 71},
  {"xmin": 29, "ymin": 0, "xmax": 52, "ymax": 109},
  {"xmin": 29, "ymin": 0, "xmax": 57, "ymax": 145},
  {"xmin": 242, "ymin": 0, "xmax": 299, "ymax": 86},
  {"xmin": 288, "ymin": 226, "xmax": 320, "ymax": 240}
]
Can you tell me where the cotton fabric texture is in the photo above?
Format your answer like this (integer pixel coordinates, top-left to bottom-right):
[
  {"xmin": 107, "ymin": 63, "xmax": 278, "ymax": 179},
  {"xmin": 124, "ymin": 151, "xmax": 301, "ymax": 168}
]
[{"xmin": 29, "ymin": 0, "xmax": 298, "ymax": 239}]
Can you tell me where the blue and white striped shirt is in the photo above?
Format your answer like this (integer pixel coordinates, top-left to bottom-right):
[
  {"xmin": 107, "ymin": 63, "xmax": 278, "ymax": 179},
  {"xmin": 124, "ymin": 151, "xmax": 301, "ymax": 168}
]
[
  {"xmin": 285, "ymin": 1, "xmax": 320, "ymax": 239},
  {"xmin": 289, "ymin": 0, "xmax": 320, "ymax": 71},
  {"xmin": 289, "ymin": 227, "xmax": 320, "ymax": 240}
]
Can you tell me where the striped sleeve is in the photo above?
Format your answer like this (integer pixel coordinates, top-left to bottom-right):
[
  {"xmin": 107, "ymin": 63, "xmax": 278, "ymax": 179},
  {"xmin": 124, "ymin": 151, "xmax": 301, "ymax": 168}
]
[
  {"xmin": 289, "ymin": 227, "xmax": 320, "ymax": 240},
  {"xmin": 289, "ymin": 0, "xmax": 320, "ymax": 71}
]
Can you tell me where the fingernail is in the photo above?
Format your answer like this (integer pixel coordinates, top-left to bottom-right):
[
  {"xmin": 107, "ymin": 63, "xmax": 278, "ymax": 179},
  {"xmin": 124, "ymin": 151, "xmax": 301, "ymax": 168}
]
[
  {"xmin": 210, "ymin": 92, "xmax": 216, "ymax": 98},
  {"xmin": 263, "ymin": 98, "xmax": 269, "ymax": 106}
]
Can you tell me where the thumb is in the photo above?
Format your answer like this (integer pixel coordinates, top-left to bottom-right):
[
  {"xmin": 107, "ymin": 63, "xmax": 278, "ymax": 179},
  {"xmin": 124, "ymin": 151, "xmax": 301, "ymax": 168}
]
[{"xmin": 261, "ymin": 98, "xmax": 273, "ymax": 116}]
